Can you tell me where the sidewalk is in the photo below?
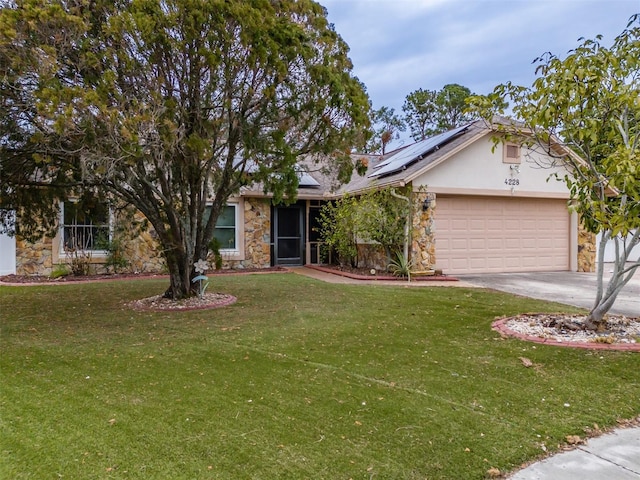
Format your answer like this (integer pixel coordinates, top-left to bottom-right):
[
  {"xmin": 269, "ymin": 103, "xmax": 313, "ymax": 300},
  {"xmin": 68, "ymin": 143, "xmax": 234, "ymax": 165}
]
[
  {"xmin": 291, "ymin": 266, "xmax": 475, "ymax": 287},
  {"xmin": 293, "ymin": 265, "xmax": 640, "ymax": 479},
  {"xmin": 509, "ymin": 426, "xmax": 640, "ymax": 479}
]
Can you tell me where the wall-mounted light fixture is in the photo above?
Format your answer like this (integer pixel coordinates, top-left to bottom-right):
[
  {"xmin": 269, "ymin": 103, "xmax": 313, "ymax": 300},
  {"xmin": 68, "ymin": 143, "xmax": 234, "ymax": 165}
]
[
  {"xmin": 422, "ymin": 197, "xmax": 432, "ymax": 211},
  {"xmin": 510, "ymin": 165, "xmax": 521, "ymax": 174}
]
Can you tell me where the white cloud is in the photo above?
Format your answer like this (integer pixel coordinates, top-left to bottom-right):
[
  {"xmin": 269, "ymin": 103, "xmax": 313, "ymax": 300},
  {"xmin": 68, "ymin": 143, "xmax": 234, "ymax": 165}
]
[{"xmin": 323, "ymin": 0, "xmax": 639, "ymax": 112}]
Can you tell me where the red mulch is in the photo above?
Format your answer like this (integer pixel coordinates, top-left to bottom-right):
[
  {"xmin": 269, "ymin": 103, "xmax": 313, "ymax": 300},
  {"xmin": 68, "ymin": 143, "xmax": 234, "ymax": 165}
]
[
  {"xmin": 306, "ymin": 264, "xmax": 458, "ymax": 282},
  {"xmin": 0, "ymin": 266, "xmax": 289, "ymax": 285}
]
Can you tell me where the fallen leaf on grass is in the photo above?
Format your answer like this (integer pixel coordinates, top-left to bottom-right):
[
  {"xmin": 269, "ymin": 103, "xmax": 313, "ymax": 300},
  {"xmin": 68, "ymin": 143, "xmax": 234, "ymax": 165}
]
[
  {"xmin": 519, "ymin": 357, "xmax": 533, "ymax": 368},
  {"xmin": 566, "ymin": 435, "xmax": 583, "ymax": 445},
  {"xmin": 486, "ymin": 467, "xmax": 501, "ymax": 477}
]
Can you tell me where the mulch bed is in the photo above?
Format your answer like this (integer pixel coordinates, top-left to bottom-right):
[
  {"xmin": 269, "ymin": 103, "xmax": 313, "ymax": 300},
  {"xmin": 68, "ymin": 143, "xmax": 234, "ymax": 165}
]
[
  {"xmin": 493, "ymin": 313, "xmax": 640, "ymax": 351},
  {"xmin": 127, "ymin": 292, "xmax": 238, "ymax": 312},
  {"xmin": 306, "ymin": 264, "xmax": 458, "ymax": 281},
  {"xmin": 0, "ymin": 266, "xmax": 289, "ymax": 285}
]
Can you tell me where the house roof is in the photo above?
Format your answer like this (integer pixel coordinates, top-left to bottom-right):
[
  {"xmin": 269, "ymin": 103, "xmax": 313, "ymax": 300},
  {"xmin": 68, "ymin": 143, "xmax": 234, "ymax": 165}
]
[
  {"xmin": 239, "ymin": 117, "xmax": 583, "ymax": 200},
  {"xmin": 335, "ymin": 120, "xmax": 490, "ymax": 196}
]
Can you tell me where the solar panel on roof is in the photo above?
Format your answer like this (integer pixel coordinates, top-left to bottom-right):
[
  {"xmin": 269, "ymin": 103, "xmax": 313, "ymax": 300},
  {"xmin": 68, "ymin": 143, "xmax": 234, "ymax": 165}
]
[
  {"xmin": 369, "ymin": 124, "xmax": 469, "ymax": 178},
  {"xmin": 298, "ymin": 171, "xmax": 320, "ymax": 187}
]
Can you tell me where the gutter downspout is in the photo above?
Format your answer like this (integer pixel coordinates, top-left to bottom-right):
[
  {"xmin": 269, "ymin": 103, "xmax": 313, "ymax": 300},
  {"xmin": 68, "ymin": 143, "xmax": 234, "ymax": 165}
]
[{"xmin": 390, "ymin": 188, "xmax": 412, "ymax": 282}]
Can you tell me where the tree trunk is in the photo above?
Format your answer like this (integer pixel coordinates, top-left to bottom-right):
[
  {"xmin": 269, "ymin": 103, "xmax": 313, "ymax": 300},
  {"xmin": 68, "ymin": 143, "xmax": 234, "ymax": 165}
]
[
  {"xmin": 585, "ymin": 229, "xmax": 640, "ymax": 331},
  {"xmin": 162, "ymin": 241, "xmax": 199, "ymax": 300}
]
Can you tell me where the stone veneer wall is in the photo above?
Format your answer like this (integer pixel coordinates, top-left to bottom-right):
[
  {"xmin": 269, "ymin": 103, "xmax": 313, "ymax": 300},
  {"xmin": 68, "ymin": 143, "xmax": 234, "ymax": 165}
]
[
  {"xmin": 578, "ymin": 222, "xmax": 596, "ymax": 273},
  {"xmin": 410, "ymin": 191, "xmax": 436, "ymax": 271},
  {"xmin": 220, "ymin": 197, "xmax": 271, "ymax": 269},
  {"xmin": 16, "ymin": 236, "xmax": 54, "ymax": 276},
  {"xmin": 14, "ymin": 199, "xmax": 272, "ymax": 276},
  {"xmin": 356, "ymin": 244, "xmax": 388, "ymax": 271},
  {"xmin": 113, "ymin": 212, "xmax": 166, "ymax": 274},
  {"xmin": 15, "ymin": 208, "xmax": 165, "ymax": 276}
]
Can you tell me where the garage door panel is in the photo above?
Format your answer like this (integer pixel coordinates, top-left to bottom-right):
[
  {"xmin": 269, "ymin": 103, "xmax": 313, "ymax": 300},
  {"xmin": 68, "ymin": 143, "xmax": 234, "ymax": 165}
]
[
  {"xmin": 435, "ymin": 196, "xmax": 570, "ymax": 274},
  {"xmin": 469, "ymin": 238, "xmax": 487, "ymax": 249},
  {"xmin": 487, "ymin": 239, "xmax": 504, "ymax": 250},
  {"xmin": 451, "ymin": 239, "xmax": 468, "ymax": 249}
]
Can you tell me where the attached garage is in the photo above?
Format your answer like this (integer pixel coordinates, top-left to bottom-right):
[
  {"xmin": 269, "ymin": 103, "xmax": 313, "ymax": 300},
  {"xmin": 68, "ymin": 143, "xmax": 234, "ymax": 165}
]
[{"xmin": 434, "ymin": 195, "xmax": 571, "ymax": 274}]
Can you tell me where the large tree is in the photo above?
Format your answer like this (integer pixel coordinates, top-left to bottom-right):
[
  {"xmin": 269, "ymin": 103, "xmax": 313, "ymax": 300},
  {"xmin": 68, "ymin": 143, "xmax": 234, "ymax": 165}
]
[
  {"xmin": 366, "ymin": 106, "xmax": 405, "ymax": 155},
  {"xmin": 469, "ymin": 16, "xmax": 640, "ymax": 329},
  {"xmin": 0, "ymin": 0, "xmax": 370, "ymax": 298},
  {"xmin": 402, "ymin": 83, "xmax": 475, "ymax": 141}
]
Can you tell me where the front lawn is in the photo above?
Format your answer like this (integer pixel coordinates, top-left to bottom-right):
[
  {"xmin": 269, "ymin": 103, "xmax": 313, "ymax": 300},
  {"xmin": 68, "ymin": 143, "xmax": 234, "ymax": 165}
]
[{"xmin": 1, "ymin": 274, "xmax": 639, "ymax": 479}]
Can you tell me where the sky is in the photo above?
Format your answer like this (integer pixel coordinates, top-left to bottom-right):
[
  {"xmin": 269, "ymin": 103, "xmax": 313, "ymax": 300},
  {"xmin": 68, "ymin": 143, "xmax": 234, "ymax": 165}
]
[{"xmin": 321, "ymin": 0, "xmax": 639, "ymax": 123}]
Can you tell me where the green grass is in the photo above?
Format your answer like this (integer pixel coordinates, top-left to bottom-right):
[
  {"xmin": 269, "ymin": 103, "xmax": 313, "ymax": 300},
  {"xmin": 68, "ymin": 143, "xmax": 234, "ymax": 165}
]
[{"xmin": 1, "ymin": 273, "xmax": 639, "ymax": 479}]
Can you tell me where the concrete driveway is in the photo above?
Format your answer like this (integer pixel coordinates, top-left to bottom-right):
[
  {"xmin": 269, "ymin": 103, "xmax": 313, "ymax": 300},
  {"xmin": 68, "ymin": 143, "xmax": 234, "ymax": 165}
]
[{"xmin": 459, "ymin": 267, "xmax": 640, "ymax": 317}]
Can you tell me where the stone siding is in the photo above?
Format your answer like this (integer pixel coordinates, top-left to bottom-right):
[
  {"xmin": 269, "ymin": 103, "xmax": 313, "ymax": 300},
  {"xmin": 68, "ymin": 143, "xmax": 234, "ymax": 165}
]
[
  {"xmin": 410, "ymin": 191, "xmax": 436, "ymax": 271},
  {"xmin": 115, "ymin": 227, "xmax": 166, "ymax": 274},
  {"xmin": 16, "ymin": 236, "xmax": 53, "ymax": 276},
  {"xmin": 356, "ymin": 244, "xmax": 388, "ymax": 271},
  {"xmin": 219, "ymin": 197, "xmax": 271, "ymax": 269},
  {"xmin": 578, "ymin": 222, "xmax": 596, "ymax": 273}
]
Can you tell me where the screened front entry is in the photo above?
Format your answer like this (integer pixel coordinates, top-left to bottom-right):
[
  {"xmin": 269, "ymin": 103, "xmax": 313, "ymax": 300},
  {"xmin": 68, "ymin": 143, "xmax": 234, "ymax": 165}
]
[{"xmin": 272, "ymin": 203, "xmax": 305, "ymax": 266}]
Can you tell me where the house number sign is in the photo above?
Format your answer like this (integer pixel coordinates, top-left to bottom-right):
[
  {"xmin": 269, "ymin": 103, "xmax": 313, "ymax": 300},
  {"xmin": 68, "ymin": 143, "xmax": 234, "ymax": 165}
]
[{"xmin": 504, "ymin": 178, "xmax": 520, "ymax": 186}]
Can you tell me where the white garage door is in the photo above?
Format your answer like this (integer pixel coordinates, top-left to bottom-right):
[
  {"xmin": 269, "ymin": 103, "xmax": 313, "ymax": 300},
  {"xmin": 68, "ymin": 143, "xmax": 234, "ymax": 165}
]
[{"xmin": 435, "ymin": 196, "xmax": 570, "ymax": 274}]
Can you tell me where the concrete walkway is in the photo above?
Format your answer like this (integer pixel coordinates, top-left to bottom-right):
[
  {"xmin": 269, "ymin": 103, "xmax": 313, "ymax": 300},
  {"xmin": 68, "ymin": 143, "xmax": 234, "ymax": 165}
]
[
  {"xmin": 294, "ymin": 265, "xmax": 640, "ymax": 479},
  {"xmin": 291, "ymin": 266, "xmax": 475, "ymax": 287},
  {"xmin": 509, "ymin": 427, "xmax": 640, "ymax": 480}
]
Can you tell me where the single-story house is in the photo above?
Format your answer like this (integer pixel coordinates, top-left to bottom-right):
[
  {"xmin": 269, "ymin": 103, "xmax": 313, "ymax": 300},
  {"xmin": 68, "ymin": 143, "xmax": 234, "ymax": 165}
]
[{"xmin": 1, "ymin": 118, "xmax": 596, "ymax": 276}]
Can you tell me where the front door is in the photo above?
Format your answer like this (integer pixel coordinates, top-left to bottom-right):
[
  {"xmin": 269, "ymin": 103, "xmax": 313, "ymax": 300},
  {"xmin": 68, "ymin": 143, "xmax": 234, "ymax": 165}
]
[{"xmin": 272, "ymin": 203, "xmax": 305, "ymax": 266}]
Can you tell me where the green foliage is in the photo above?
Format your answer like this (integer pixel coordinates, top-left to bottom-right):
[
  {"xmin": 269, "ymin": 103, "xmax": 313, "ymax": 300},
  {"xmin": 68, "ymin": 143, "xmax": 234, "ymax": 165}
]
[
  {"xmin": 318, "ymin": 187, "xmax": 411, "ymax": 268},
  {"xmin": 357, "ymin": 187, "xmax": 411, "ymax": 261},
  {"xmin": 0, "ymin": 0, "xmax": 370, "ymax": 298},
  {"xmin": 366, "ymin": 106, "xmax": 406, "ymax": 154},
  {"xmin": 318, "ymin": 196, "xmax": 360, "ymax": 267},
  {"xmin": 402, "ymin": 84, "xmax": 476, "ymax": 141},
  {"xmin": 49, "ymin": 263, "xmax": 70, "ymax": 279},
  {"xmin": 95, "ymin": 235, "xmax": 128, "ymax": 273},
  {"xmin": 402, "ymin": 88, "xmax": 439, "ymax": 141},
  {"xmin": 467, "ymin": 15, "xmax": 640, "ymax": 324},
  {"xmin": 208, "ymin": 237, "xmax": 223, "ymax": 270},
  {"xmin": 387, "ymin": 249, "xmax": 415, "ymax": 278}
]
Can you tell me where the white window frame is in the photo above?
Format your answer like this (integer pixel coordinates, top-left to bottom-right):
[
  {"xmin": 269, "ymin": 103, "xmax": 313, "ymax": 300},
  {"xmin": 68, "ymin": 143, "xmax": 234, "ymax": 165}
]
[
  {"xmin": 214, "ymin": 203, "xmax": 240, "ymax": 254},
  {"xmin": 58, "ymin": 200, "xmax": 111, "ymax": 257}
]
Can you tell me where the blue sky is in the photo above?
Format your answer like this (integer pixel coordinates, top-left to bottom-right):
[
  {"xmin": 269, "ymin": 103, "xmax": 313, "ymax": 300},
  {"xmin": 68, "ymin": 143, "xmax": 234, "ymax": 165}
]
[{"xmin": 322, "ymin": 0, "xmax": 639, "ymax": 117}]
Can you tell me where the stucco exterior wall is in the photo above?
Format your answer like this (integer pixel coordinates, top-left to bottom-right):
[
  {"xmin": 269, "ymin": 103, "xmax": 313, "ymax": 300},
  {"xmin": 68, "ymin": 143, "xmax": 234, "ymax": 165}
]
[{"xmin": 412, "ymin": 134, "xmax": 571, "ymax": 198}]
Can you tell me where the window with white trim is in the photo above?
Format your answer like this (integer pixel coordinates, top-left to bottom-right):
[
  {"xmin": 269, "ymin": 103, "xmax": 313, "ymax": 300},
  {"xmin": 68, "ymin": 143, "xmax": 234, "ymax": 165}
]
[
  {"xmin": 60, "ymin": 200, "xmax": 110, "ymax": 253},
  {"xmin": 211, "ymin": 204, "xmax": 238, "ymax": 252}
]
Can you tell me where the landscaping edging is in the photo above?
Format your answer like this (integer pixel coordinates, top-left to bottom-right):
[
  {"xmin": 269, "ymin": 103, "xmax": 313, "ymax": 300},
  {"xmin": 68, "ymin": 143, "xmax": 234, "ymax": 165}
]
[
  {"xmin": 0, "ymin": 267, "xmax": 291, "ymax": 286},
  {"xmin": 492, "ymin": 317, "xmax": 640, "ymax": 352},
  {"xmin": 305, "ymin": 264, "xmax": 459, "ymax": 282},
  {"xmin": 127, "ymin": 293, "xmax": 238, "ymax": 312}
]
